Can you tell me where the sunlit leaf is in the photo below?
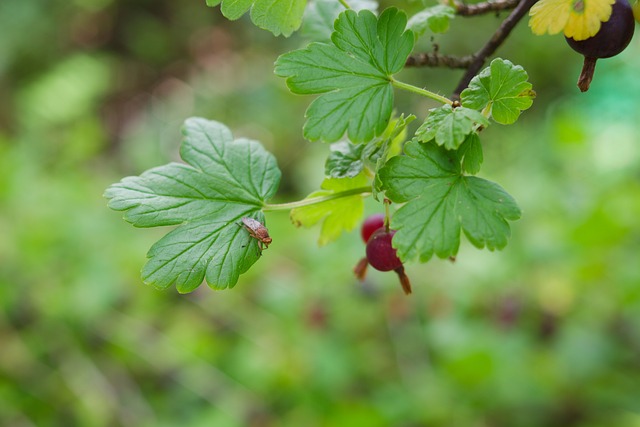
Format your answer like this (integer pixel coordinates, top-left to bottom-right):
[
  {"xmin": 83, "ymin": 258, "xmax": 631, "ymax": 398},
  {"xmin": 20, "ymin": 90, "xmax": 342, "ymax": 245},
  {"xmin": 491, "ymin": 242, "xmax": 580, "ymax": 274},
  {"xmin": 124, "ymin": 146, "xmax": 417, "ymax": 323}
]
[
  {"xmin": 528, "ymin": 0, "xmax": 614, "ymax": 41},
  {"xmin": 290, "ymin": 173, "xmax": 369, "ymax": 245}
]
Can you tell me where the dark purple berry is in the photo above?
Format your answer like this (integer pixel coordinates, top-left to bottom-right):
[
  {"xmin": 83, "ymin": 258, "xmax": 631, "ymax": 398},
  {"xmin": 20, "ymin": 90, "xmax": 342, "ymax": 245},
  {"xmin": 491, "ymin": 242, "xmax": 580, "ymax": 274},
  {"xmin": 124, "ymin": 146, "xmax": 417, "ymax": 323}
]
[
  {"xmin": 565, "ymin": 0, "xmax": 635, "ymax": 91},
  {"xmin": 366, "ymin": 228, "xmax": 402, "ymax": 272},
  {"xmin": 360, "ymin": 213, "xmax": 385, "ymax": 243},
  {"xmin": 566, "ymin": 0, "xmax": 634, "ymax": 59}
]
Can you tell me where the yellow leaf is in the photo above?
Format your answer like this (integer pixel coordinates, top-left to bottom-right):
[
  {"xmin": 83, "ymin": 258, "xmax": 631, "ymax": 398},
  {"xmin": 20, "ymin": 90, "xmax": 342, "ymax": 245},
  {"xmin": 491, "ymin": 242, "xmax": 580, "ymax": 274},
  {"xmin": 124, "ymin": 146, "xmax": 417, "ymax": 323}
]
[
  {"xmin": 529, "ymin": 0, "xmax": 614, "ymax": 41},
  {"xmin": 633, "ymin": 0, "xmax": 640, "ymax": 22},
  {"xmin": 565, "ymin": 0, "xmax": 615, "ymax": 40},
  {"xmin": 529, "ymin": 0, "xmax": 572, "ymax": 35}
]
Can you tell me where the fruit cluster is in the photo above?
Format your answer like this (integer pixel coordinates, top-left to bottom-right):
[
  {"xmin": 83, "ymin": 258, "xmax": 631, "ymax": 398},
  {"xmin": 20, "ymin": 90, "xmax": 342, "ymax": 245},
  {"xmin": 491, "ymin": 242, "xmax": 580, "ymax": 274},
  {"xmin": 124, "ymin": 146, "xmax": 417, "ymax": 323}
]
[{"xmin": 354, "ymin": 213, "xmax": 412, "ymax": 295}]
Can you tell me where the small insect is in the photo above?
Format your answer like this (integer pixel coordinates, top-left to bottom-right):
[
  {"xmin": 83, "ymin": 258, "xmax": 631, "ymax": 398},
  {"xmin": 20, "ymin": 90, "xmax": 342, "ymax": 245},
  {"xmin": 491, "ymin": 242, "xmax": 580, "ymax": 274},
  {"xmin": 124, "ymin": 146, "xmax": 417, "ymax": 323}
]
[{"xmin": 240, "ymin": 217, "xmax": 272, "ymax": 252}]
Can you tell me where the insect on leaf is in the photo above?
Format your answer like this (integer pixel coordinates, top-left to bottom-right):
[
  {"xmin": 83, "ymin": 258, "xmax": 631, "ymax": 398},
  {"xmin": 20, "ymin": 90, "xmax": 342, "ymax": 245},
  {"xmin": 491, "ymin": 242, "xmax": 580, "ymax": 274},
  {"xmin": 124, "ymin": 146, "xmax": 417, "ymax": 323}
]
[{"xmin": 105, "ymin": 118, "xmax": 281, "ymax": 292}]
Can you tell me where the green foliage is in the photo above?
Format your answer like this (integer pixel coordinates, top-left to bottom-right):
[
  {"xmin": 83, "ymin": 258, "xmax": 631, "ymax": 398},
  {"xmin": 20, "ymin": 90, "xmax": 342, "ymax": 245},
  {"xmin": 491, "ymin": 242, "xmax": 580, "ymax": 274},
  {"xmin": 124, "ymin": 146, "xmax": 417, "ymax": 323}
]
[
  {"xmin": 104, "ymin": 8, "xmax": 538, "ymax": 290},
  {"xmin": 416, "ymin": 105, "xmax": 489, "ymax": 150},
  {"xmin": 6, "ymin": 1, "xmax": 640, "ymax": 426},
  {"xmin": 325, "ymin": 141, "xmax": 367, "ymax": 179},
  {"xmin": 105, "ymin": 118, "xmax": 281, "ymax": 292},
  {"xmin": 205, "ymin": 0, "xmax": 305, "ymax": 36},
  {"xmin": 379, "ymin": 140, "xmax": 521, "ymax": 262},
  {"xmin": 325, "ymin": 114, "xmax": 415, "ymax": 179},
  {"xmin": 458, "ymin": 133, "xmax": 484, "ymax": 175},
  {"xmin": 290, "ymin": 173, "xmax": 369, "ymax": 245},
  {"xmin": 408, "ymin": 5, "xmax": 456, "ymax": 36},
  {"xmin": 301, "ymin": 0, "xmax": 378, "ymax": 42},
  {"xmin": 461, "ymin": 58, "xmax": 536, "ymax": 125},
  {"xmin": 274, "ymin": 8, "xmax": 414, "ymax": 143}
]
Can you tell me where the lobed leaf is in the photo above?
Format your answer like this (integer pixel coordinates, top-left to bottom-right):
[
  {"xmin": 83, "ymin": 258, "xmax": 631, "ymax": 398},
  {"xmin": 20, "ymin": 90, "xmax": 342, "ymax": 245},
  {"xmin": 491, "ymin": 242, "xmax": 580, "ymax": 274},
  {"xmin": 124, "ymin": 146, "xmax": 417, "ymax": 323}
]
[
  {"xmin": 416, "ymin": 105, "xmax": 489, "ymax": 150},
  {"xmin": 461, "ymin": 58, "xmax": 535, "ymax": 125},
  {"xmin": 206, "ymin": 0, "xmax": 306, "ymax": 37},
  {"xmin": 301, "ymin": 0, "xmax": 378, "ymax": 42},
  {"xmin": 408, "ymin": 5, "xmax": 456, "ymax": 36},
  {"xmin": 379, "ymin": 140, "xmax": 520, "ymax": 262},
  {"xmin": 275, "ymin": 8, "xmax": 414, "ymax": 143},
  {"xmin": 105, "ymin": 118, "xmax": 281, "ymax": 292}
]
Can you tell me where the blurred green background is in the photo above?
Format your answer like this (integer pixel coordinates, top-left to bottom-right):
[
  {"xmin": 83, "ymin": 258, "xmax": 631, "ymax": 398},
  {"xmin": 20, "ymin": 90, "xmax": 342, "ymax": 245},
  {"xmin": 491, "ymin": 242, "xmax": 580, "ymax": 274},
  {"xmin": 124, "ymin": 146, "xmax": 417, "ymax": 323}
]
[{"xmin": 2, "ymin": 0, "xmax": 640, "ymax": 426}]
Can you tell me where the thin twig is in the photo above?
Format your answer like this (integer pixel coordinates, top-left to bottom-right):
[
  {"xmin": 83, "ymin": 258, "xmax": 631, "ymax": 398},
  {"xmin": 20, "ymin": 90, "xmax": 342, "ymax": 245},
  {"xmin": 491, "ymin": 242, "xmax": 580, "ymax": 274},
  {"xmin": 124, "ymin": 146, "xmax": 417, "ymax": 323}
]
[
  {"xmin": 452, "ymin": 0, "xmax": 539, "ymax": 99},
  {"xmin": 405, "ymin": 52, "xmax": 475, "ymax": 69},
  {"xmin": 454, "ymin": 0, "xmax": 520, "ymax": 16}
]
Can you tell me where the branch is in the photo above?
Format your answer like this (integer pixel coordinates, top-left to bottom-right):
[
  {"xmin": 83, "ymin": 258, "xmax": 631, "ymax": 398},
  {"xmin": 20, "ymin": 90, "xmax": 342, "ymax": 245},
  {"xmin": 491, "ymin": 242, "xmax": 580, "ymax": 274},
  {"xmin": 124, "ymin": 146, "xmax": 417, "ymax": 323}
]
[
  {"xmin": 454, "ymin": 0, "xmax": 520, "ymax": 16},
  {"xmin": 405, "ymin": 52, "xmax": 475, "ymax": 69},
  {"xmin": 452, "ymin": 0, "xmax": 539, "ymax": 99}
]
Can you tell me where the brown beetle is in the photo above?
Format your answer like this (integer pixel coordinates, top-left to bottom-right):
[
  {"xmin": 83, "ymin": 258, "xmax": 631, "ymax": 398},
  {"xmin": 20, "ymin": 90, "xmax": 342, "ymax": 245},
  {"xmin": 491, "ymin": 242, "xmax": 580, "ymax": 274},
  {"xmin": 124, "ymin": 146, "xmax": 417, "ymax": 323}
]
[{"xmin": 241, "ymin": 217, "xmax": 272, "ymax": 252}]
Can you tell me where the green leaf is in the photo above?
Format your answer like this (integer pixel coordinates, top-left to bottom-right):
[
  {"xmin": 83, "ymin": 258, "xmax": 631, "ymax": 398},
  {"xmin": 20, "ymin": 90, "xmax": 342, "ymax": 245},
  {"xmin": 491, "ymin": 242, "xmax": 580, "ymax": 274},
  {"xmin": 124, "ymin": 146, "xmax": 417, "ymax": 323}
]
[
  {"xmin": 379, "ymin": 140, "xmax": 520, "ymax": 262},
  {"xmin": 461, "ymin": 58, "xmax": 536, "ymax": 125},
  {"xmin": 325, "ymin": 141, "xmax": 366, "ymax": 178},
  {"xmin": 105, "ymin": 118, "xmax": 281, "ymax": 292},
  {"xmin": 416, "ymin": 105, "xmax": 489, "ymax": 150},
  {"xmin": 205, "ymin": 0, "xmax": 305, "ymax": 37},
  {"xmin": 275, "ymin": 8, "xmax": 414, "ymax": 143},
  {"xmin": 367, "ymin": 114, "xmax": 415, "ymax": 199},
  {"xmin": 290, "ymin": 173, "xmax": 369, "ymax": 245},
  {"xmin": 365, "ymin": 114, "xmax": 415, "ymax": 166},
  {"xmin": 408, "ymin": 5, "xmax": 455, "ymax": 36},
  {"xmin": 301, "ymin": 0, "xmax": 378, "ymax": 42},
  {"xmin": 459, "ymin": 133, "xmax": 483, "ymax": 175},
  {"xmin": 325, "ymin": 114, "xmax": 415, "ymax": 179}
]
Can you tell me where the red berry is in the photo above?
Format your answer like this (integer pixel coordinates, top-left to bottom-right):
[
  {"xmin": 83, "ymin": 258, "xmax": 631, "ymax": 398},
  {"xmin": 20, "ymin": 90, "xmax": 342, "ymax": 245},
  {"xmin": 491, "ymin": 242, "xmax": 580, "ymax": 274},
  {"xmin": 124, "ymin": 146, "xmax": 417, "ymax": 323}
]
[
  {"xmin": 360, "ymin": 213, "xmax": 385, "ymax": 243},
  {"xmin": 365, "ymin": 228, "xmax": 402, "ymax": 272}
]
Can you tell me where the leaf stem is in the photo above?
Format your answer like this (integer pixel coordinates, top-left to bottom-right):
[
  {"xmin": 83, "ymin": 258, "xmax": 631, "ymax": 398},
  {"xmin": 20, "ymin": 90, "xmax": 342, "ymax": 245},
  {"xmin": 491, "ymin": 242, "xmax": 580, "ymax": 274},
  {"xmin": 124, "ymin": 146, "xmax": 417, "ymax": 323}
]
[
  {"xmin": 481, "ymin": 102, "xmax": 492, "ymax": 118},
  {"xmin": 383, "ymin": 198, "xmax": 391, "ymax": 231},
  {"xmin": 337, "ymin": 0, "xmax": 352, "ymax": 9},
  {"xmin": 391, "ymin": 79, "xmax": 453, "ymax": 105},
  {"xmin": 263, "ymin": 186, "xmax": 371, "ymax": 211}
]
